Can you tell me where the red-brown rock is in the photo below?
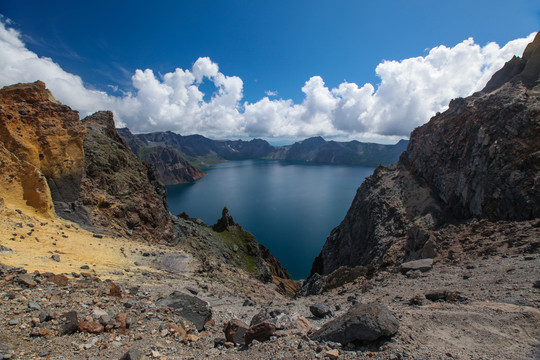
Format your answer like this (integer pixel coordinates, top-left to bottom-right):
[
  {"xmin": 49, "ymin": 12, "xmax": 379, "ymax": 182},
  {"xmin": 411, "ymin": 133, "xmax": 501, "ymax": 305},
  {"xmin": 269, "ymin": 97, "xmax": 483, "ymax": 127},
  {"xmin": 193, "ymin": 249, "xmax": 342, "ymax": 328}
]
[
  {"xmin": 223, "ymin": 319, "xmax": 249, "ymax": 345},
  {"xmin": 48, "ymin": 274, "xmax": 69, "ymax": 287},
  {"xmin": 115, "ymin": 312, "xmax": 129, "ymax": 335},
  {"xmin": 78, "ymin": 317, "xmax": 104, "ymax": 334},
  {"xmin": 108, "ymin": 281, "xmax": 122, "ymax": 297},
  {"xmin": 244, "ymin": 321, "xmax": 276, "ymax": 345}
]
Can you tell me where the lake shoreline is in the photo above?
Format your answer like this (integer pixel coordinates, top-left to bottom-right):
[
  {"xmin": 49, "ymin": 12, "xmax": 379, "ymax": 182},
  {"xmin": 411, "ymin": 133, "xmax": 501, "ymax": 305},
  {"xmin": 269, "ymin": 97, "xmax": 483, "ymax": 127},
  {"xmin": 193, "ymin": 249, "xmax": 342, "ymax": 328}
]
[{"xmin": 167, "ymin": 159, "xmax": 375, "ymax": 279}]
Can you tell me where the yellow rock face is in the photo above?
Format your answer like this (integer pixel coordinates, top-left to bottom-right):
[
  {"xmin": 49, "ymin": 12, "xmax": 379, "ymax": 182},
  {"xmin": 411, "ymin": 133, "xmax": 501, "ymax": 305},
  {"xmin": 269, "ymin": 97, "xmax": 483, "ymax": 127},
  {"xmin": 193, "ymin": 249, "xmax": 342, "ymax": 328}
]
[
  {"xmin": 0, "ymin": 143, "xmax": 54, "ymax": 217},
  {"xmin": 0, "ymin": 81, "xmax": 85, "ymax": 216}
]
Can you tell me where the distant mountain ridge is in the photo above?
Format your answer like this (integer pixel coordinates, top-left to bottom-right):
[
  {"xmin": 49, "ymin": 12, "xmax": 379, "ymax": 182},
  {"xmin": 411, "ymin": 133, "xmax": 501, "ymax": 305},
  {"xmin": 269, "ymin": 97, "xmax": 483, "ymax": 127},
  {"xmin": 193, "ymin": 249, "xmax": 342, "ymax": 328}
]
[{"xmin": 118, "ymin": 128, "xmax": 408, "ymax": 185}]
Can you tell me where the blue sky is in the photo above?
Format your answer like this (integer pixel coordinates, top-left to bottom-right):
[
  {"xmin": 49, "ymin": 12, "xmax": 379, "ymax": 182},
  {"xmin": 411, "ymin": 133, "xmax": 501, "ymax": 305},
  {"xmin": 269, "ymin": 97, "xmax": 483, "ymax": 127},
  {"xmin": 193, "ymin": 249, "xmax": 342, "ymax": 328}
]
[{"xmin": 0, "ymin": 1, "xmax": 538, "ymax": 143}]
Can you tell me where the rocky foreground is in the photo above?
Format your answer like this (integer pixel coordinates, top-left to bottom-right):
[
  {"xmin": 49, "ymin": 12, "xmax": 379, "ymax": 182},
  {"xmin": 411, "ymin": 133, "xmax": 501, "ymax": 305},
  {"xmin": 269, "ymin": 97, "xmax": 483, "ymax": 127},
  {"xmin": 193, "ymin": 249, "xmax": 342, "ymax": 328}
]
[{"xmin": 0, "ymin": 249, "xmax": 539, "ymax": 360}]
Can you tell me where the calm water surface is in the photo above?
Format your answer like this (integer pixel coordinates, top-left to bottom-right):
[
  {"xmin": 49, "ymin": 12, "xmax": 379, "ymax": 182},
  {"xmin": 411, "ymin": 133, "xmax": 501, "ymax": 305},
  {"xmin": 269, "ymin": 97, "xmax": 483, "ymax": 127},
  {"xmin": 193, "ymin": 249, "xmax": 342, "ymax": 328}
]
[{"xmin": 166, "ymin": 160, "xmax": 374, "ymax": 279}]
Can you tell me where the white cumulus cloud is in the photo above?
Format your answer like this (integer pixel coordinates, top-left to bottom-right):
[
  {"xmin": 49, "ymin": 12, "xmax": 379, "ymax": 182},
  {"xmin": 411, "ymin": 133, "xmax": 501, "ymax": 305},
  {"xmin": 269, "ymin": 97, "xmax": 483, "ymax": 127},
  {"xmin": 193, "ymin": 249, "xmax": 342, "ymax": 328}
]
[{"xmin": 0, "ymin": 19, "xmax": 535, "ymax": 142}]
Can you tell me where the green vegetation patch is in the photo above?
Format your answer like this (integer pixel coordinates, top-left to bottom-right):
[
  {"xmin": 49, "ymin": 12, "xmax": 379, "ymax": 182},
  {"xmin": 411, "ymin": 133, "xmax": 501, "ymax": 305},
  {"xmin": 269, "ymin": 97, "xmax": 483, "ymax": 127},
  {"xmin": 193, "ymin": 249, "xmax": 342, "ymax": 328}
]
[{"xmin": 213, "ymin": 227, "xmax": 259, "ymax": 274}]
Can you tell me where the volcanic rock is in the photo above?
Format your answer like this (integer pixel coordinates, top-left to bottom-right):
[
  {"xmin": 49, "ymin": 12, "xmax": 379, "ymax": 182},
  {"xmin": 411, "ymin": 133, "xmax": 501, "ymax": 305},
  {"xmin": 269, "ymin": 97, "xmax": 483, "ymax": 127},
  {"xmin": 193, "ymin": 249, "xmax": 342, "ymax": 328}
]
[
  {"xmin": 79, "ymin": 111, "xmax": 174, "ymax": 242},
  {"xmin": 311, "ymin": 32, "xmax": 540, "ymax": 276},
  {"xmin": 250, "ymin": 309, "xmax": 298, "ymax": 330},
  {"xmin": 17, "ymin": 274, "xmax": 37, "ymax": 288},
  {"xmin": 212, "ymin": 207, "xmax": 237, "ymax": 232},
  {"xmin": 296, "ymin": 272, "xmax": 326, "ymax": 297},
  {"xmin": 245, "ymin": 321, "xmax": 277, "ymax": 345},
  {"xmin": 61, "ymin": 310, "xmax": 79, "ymax": 335},
  {"xmin": 425, "ymin": 290, "xmax": 466, "ymax": 303},
  {"xmin": 120, "ymin": 349, "xmax": 147, "ymax": 360},
  {"xmin": 47, "ymin": 274, "xmax": 69, "ymax": 286},
  {"xmin": 311, "ymin": 303, "xmax": 399, "ymax": 344},
  {"xmin": 309, "ymin": 303, "xmax": 334, "ymax": 319},
  {"xmin": 155, "ymin": 291, "xmax": 212, "ymax": 331},
  {"xmin": 223, "ymin": 319, "xmax": 249, "ymax": 345},
  {"xmin": 0, "ymin": 81, "xmax": 86, "ymax": 219},
  {"xmin": 400, "ymin": 258, "xmax": 433, "ymax": 274},
  {"xmin": 78, "ymin": 317, "xmax": 104, "ymax": 334}
]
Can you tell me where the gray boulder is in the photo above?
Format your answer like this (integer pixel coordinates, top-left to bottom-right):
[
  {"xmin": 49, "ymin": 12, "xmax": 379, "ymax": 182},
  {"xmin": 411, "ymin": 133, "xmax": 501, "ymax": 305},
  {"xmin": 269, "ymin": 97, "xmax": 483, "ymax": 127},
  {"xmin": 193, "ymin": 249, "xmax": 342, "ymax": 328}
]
[
  {"xmin": 311, "ymin": 303, "xmax": 398, "ymax": 344},
  {"xmin": 296, "ymin": 273, "xmax": 326, "ymax": 297},
  {"xmin": 309, "ymin": 303, "xmax": 333, "ymax": 318},
  {"xmin": 120, "ymin": 348, "xmax": 147, "ymax": 360},
  {"xmin": 250, "ymin": 309, "xmax": 298, "ymax": 330},
  {"xmin": 400, "ymin": 258, "xmax": 433, "ymax": 274},
  {"xmin": 155, "ymin": 291, "xmax": 212, "ymax": 331},
  {"xmin": 61, "ymin": 310, "xmax": 79, "ymax": 335}
]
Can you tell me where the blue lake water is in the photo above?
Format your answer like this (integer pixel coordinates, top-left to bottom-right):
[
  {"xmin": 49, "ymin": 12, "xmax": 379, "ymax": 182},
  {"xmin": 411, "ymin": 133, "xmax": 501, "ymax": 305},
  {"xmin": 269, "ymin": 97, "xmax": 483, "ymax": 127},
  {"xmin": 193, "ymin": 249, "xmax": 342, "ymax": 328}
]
[{"xmin": 166, "ymin": 160, "xmax": 374, "ymax": 279}]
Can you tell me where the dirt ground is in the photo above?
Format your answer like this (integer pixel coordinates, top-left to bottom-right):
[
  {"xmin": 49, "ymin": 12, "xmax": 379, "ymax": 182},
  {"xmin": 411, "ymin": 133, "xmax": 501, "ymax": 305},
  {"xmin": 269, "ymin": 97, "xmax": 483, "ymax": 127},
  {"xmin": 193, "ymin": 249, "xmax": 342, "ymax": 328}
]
[{"xmin": 1, "ymin": 204, "xmax": 539, "ymax": 359}]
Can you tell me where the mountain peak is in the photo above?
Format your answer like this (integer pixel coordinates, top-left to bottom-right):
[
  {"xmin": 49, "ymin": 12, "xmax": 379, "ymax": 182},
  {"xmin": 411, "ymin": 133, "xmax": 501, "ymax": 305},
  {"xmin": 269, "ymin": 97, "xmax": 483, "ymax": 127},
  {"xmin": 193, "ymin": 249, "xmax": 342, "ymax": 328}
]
[
  {"xmin": 311, "ymin": 33, "xmax": 540, "ymax": 276},
  {"xmin": 482, "ymin": 31, "xmax": 540, "ymax": 92}
]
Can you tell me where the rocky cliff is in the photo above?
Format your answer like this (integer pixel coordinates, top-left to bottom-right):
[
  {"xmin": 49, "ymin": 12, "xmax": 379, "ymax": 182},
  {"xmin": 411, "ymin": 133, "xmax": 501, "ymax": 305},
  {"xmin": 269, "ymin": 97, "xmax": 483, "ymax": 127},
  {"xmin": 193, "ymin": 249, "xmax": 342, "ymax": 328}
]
[
  {"xmin": 79, "ymin": 111, "xmax": 174, "ymax": 242},
  {"xmin": 311, "ymin": 32, "xmax": 540, "ymax": 276},
  {"xmin": 0, "ymin": 82, "xmax": 175, "ymax": 242},
  {"xmin": 0, "ymin": 81, "xmax": 85, "ymax": 218},
  {"xmin": 0, "ymin": 81, "xmax": 297, "ymax": 293},
  {"xmin": 119, "ymin": 128, "xmax": 206, "ymax": 184}
]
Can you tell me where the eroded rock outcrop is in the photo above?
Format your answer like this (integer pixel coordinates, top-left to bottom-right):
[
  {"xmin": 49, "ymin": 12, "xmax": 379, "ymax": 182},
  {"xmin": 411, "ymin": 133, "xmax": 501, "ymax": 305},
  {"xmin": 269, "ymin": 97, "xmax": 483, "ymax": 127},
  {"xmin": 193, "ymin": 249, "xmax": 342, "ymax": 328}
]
[
  {"xmin": 311, "ymin": 32, "xmax": 540, "ymax": 276},
  {"xmin": 79, "ymin": 111, "xmax": 174, "ymax": 242},
  {"xmin": 0, "ymin": 81, "xmax": 85, "ymax": 218},
  {"xmin": 174, "ymin": 208, "xmax": 299, "ymax": 295},
  {"xmin": 0, "ymin": 82, "xmax": 175, "ymax": 242}
]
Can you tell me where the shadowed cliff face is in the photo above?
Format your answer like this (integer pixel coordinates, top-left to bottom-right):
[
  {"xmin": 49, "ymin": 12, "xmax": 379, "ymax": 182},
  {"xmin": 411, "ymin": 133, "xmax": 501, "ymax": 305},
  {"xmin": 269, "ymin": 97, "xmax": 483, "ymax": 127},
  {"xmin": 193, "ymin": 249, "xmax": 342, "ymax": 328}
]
[
  {"xmin": 311, "ymin": 32, "xmax": 540, "ymax": 276},
  {"xmin": 0, "ymin": 81, "xmax": 85, "ymax": 218},
  {"xmin": 80, "ymin": 111, "xmax": 175, "ymax": 242},
  {"xmin": 118, "ymin": 128, "xmax": 206, "ymax": 185}
]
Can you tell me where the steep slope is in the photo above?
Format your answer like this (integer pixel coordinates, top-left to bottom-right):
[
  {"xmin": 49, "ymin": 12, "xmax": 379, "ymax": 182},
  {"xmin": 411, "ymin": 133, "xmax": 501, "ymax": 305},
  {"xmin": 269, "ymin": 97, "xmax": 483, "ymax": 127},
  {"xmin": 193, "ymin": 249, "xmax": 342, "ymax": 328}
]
[
  {"xmin": 140, "ymin": 146, "xmax": 206, "ymax": 185},
  {"xmin": 119, "ymin": 128, "xmax": 206, "ymax": 184},
  {"xmin": 0, "ymin": 81, "xmax": 85, "ymax": 218},
  {"xmin": 311, "ymin": 32, "xmax": 540, "ymax": 276},
  {"xmin": 173, "ymin": 208, "xmax": 300, "ymax": 296},
  {"xmin": 79, "ymin": 111, "xmax": 175, "ymax": 242}
]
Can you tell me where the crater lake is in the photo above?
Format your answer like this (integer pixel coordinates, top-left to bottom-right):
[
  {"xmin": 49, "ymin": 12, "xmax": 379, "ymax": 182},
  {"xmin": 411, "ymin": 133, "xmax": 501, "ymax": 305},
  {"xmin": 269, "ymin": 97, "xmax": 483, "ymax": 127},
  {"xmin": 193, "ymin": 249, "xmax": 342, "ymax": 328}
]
[{"xmin": 166, "ymin": 159, "xmax": 375, "ymax": 279}]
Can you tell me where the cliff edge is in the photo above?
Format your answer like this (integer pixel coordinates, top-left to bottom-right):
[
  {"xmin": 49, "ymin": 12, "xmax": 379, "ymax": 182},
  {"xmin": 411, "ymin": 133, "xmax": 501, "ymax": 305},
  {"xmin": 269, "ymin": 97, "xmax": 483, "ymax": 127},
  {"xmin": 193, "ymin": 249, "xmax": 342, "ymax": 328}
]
[{"xmin": 312, "ymin": 32, "xmax": 540, "ymax": 276}]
